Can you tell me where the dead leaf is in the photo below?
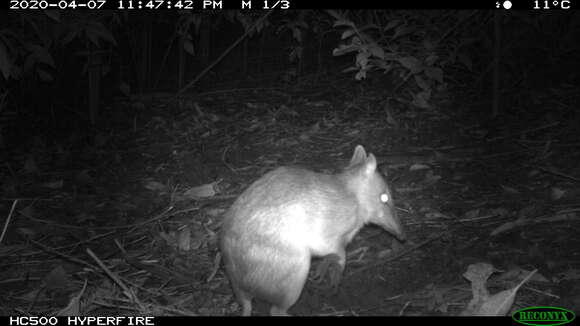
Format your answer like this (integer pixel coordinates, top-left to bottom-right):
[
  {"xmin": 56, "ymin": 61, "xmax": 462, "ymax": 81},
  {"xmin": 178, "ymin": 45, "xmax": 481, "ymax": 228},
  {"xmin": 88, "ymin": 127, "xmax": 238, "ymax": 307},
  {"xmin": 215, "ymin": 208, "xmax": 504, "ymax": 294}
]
[
  {"xmin": 299, "ymin": 133, "xmax": 310, "ymax": 141},
  {"xmin": 245, "ymin": 102, "xmax": 263, "ymax": 109},
  {"xmin": 299, "ymin": 122, "xmax": 320, "ymax": 141},
  {"xmin": 205, "ymin": 207, "xmax": 225, "ymax": 217},
  {"xmin": 183, "ymin": 182, "xmax": 218, "ymax": 199},
  {"xmin": 23, "ymin": 155, "xmax": 39, "ymax": 174},
  {"xmin": 473, "ymin": 288, "xmax": 515, "ymax": 316},
  {"xmin": 432, "ymin": 288, "xmax": 448, "ymax": 313},
  {"xmin": 463, "ymin": 263, "xmax": 495, "ymax": 304},
  {"xmin": 75, "ymin": 170, "xmax": 94, "ymax": 185},
  {"xmin": 464, "ymin": 209, "xmax": 480, "ymax": 219},
  {"xmin": 308, "ymin": 100, "xmax": 331, "ymax": 107},
  {"xmin": 57, "ymin": 280, "xmax": 87, "ymax": 316},
  {"xmin": 143, "ymin": 180, "xmax": 167, "ymax": 192},
  {"xmin": 346, "ymin": 129, "xmax": 360, "ymax": 137},
  {"xmin": 309, "ymin": 122, "xmax": 320, "ymax": 134},
  {"xmin": 501, "ymin": 185, "xmax": 520, "ymax": 195},
  {"xmin": 76, "ymin": 213, "xmax": 97, "ymax": 223},
  {"xmin": 40, "ymin": 180, "xmax": 64, "ymax": 190},
  {"xmin": 491, "ymin": 212, "xmax": 578, "ymax": 236},
  {"xmin": 490, "ymin": 220, "xmax": 518, "ymax": 236},
  {"xmin": 496, "ymin": 266, "xmax": 549, "ymax": 284},
  {"xmin": 385, "ymin": 108, "xmax": 398, "ymax": 127},
  {"xmin": 20, "ymin": 289, "xmax": 41, "ymax": 301},
  {"xmin": 411, "ymin": 90, "xmax": 432, "ymax": 109},
  {"xmin": 409, "ymin": 163, "xmax": 430, "ymax": 171},
  {"xmin": 424, "ymin": 210, "xmax": 448, "ymax": 220},
  {"xmin": 159, "ymin": 231, "xmax": 177, "ymax": 247},
  {"xmin": 551, "ymin": 187, "xmax": 566, "ymax": 200},
  {"xmin": 177, "ymin": 227, "xmax": 191, "ymax": 251},
  {"xmin": 474, "ymin": 269, "xmax": 537, "ymax": 316},
  {"xmin": 44, "ymin": 265, "xmax": 70, "ymax": 291},
  {"xmin": 17, "ymin": 227, "xmax": 37, "ymax": 239},
  {"xmin": 20, "ymin": 205, "xmax": 36, "ymax": 217},
  {"xmin": 423, "ymin": 170, "xmax": 441, "ymax": 184},
  {"xmin": 461, "ymin": 263, "xmax": 537, "ymax": 316},
  {"xmin": 490, "ymin": 208, "xmax": 509, "ymax": 218}
]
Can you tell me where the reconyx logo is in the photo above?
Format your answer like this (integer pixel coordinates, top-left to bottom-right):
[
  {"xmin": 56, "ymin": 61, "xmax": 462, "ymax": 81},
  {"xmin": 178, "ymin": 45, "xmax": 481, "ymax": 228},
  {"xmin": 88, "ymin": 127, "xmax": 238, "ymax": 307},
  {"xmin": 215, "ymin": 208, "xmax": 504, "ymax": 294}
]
[{"xmin": 513, "ymin": 306, "xmax": 576, "ymax": 326}]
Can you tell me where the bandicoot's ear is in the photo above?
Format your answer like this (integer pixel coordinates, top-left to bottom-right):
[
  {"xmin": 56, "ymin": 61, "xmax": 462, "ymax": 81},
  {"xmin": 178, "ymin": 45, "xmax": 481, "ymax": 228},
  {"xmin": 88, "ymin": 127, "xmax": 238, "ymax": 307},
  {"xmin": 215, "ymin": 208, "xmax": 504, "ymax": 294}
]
[
  {"xmin": 363, "ymin": 153, "xmax": 378, "ymax": 176},
  {"xmin": 350, "ymin": 145, "xmax": 367, "ymax": 166}
]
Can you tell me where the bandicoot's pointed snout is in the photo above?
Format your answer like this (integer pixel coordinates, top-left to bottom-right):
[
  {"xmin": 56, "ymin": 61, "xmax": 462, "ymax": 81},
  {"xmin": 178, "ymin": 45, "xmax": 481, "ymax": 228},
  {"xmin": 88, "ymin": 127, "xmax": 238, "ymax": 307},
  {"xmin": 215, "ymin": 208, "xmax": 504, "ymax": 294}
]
[
  {"xmin": 388, "ymin": 222, "xmax": 405, "ymax": 242},
  {"xmin": 383, "ymin": 213, "xmax": 405, "ymax": 242},
  {"xmin": 394, "ymin": 229, "xmax": 406, "ymax": 242}
]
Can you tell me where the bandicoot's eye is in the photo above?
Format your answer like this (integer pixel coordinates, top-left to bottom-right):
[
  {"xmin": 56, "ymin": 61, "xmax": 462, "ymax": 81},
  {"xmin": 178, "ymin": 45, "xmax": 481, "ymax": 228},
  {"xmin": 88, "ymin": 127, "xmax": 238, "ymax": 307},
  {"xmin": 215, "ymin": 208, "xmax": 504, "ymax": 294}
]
[{"xmin": 380, "ymin": 193, "xmax": 389, "ymax": 203}]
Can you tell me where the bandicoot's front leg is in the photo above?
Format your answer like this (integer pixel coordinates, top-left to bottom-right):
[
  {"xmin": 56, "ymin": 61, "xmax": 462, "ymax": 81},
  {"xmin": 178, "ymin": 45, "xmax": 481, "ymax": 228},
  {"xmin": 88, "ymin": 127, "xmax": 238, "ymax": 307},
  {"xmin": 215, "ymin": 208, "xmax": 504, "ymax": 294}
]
[{"xmin": 311, "ymin": 254, "xmax": 345, "ymax": 291}]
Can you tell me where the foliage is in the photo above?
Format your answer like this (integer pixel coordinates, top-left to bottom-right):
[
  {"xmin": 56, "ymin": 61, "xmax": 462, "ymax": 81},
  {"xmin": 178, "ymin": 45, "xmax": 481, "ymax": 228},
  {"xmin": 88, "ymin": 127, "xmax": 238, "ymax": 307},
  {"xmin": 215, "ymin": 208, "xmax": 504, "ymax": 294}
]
[
  {"xmin": 176, "ymin": 12, "xmax": 202, "ymax": 56},
  {"xmin": 328, "ymin": 10, "xmax": 481, "ymax": 108},
  {"xmin": 0, "ymin": 11, "xmax": 118, "ymax": 83},
  {"xmin": 276, "ymin": 11, "xmax": 308, "ymax": 62}
]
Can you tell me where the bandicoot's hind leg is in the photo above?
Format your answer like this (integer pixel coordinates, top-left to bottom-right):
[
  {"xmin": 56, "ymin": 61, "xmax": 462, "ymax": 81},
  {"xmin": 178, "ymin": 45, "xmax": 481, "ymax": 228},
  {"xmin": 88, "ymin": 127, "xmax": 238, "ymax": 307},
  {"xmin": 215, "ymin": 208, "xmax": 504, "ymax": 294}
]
[
  {"xmin": 268, "ymin": 253, "xmax": 311, "ymax": 316},
  {"xmin": 231, "ymin": 282, "xmax": 253, "ymax": 316}
]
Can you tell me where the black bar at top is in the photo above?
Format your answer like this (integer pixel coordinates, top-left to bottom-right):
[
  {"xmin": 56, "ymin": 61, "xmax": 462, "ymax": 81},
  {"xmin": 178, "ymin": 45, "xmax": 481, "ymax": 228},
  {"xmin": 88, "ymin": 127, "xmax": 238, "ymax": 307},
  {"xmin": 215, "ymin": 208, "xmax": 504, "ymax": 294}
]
[{"xmin": 1, "ymin": 0, "xmax": 537, "ymax": 10}]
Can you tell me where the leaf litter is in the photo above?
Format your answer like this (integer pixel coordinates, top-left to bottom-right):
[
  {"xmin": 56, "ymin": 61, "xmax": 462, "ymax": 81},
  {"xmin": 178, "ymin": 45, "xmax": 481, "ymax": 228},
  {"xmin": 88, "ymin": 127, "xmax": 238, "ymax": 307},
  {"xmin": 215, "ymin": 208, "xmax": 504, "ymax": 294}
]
[{"xmin": 0, "ymin": 81, "xmax": 579, "ymax": 316}]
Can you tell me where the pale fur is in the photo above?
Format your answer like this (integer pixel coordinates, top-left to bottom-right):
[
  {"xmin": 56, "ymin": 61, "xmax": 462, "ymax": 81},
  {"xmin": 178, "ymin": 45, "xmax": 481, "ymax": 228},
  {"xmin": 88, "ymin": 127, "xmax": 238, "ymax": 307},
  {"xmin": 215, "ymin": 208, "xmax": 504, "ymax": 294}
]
[{"xmin": 220, "ymin": 145, "xmax": 405, "ymax": 315}]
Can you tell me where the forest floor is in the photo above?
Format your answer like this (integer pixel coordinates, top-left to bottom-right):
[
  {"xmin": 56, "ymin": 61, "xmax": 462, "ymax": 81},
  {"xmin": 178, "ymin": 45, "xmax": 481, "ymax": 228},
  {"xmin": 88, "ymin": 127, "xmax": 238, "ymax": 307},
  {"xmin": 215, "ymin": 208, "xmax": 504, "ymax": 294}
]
[{"xmin": 1, "ymin": 75, "xmax": 579, "ymax": 316}]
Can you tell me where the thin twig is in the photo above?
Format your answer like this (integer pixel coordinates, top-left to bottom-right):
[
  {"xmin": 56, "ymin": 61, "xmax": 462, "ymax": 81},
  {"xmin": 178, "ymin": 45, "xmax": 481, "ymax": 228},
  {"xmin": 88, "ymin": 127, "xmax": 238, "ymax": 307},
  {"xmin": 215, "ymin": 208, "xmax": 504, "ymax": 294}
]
[
  {"xmin": 485, "ymin": 121, "xmax": 559, "ymax": 143},
  {"xmin": 167, "ymin": 9, "xmax": 275, "ymax": 104},
  {"xmin": 348, "ymin": 232, "xmax": 446, "ymax": 276},
  {"xmin": 86, "ymin": 248, "xmax": 146, "ymax": 311},
  {"xmin": 0, "ymin": 199, "xmax": 18, "ymax": 243},
  {"xmin": 14, "ymin": 230, "xmax": 116, "ymax": 258},
  {"xmin": 19, "ymin": 205, "xmax": 175, "ymax": 231},
  {"xmin": 534, "ymin": 166, "xmax": 580, "ymax": 183},
  {"xmin": 30, "ymin": 239, "xmax": 97, "ymax": 270}
]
